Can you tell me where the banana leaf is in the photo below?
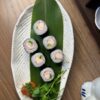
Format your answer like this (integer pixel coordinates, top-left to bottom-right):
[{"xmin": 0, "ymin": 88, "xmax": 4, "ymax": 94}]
[{"xmin": 30, "ymin": 0, "xmax": 63, "ymax": 86}]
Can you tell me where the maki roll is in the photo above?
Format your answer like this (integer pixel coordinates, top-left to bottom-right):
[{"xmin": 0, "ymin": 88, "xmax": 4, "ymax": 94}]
[
  {"xmin": 50, "ymin": 49, "xmax": 64, "ymax": 63},
  {"xmin": 23, "ymin": 38, "xmax": 38, "ymax": 53},
  {"xmin": 43, "ymin": 36, "xmax": 57, "ymax": 50},
  {"xmin": 40, "ymin": 67, "xmax": 55, "ymax": 82},
  {"xmin": 31, "ymin": 53, "xmax": 46, "ymax": 67},
  {"xmin": 33, "ymin": 20, "xmax": 48, "ymax": 35}
]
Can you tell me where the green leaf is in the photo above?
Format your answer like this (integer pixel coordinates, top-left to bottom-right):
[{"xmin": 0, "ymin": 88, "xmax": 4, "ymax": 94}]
[
  {"xmin": 23, "ymin": 71, "xmax": 66, "ymax": 99},
  {"xmin": 25, "ymin": 83, "xmax": 33, "ymax": 95},
  {"xmin": 41, "ymin": 95, "xmax": 48, "ymax": 100},
  {"xmin": 30, "ymin": 0, "xmax": 63, "ymax": 98},
  {"xmin": 40, "ymin": 84, "xmax": 51, "ymax": 96},
  {"xmin": 41, "ymin": 84, "xmax": 50, "ymax": 91},
  {"xmin": 50, "ymin": 87, "xmax": 56, "ymax": 94},
  {"xmin": 32, "ymin": 87, "xmax": 40, "ymax": 97}
]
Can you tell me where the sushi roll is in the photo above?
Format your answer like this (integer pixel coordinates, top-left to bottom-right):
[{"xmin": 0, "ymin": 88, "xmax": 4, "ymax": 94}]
[
  {"xmin": 31, "ymin": 53, "xmax": 46, "ymax": 67},
  {"xmin": 43, "ymin": 36, "xmax": 57, "ymax": 50},
  {"xmin": 23, "ymin": 38, "xmax": 38, "ymax": 53},
  {"xmin": 33, "ymin": 20, "xmax": 48, "ymax": 35},
  {"xmin": 50, "ymin": 49, "xmax": 64, "ymax": 63},
  {"xmin": 40, "ymin": 67, "xmax": 55, "ymax": 82}
]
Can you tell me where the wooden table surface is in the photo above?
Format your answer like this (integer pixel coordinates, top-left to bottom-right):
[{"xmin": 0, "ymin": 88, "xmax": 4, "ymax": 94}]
[
  {"xmin": 0, "ymin": 0, "xmax": 100, "ymax": 100},
  {"xmin": 76, "ymin": 0, "xmax": 100, "ymax": 47}
]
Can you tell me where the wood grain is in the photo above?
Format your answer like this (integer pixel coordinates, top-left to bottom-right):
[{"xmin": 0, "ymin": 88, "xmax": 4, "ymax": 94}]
[
  {"xmin": 0, "ymin": 0, "xmax": 100, "ymax": 100},
  {"xmin": 76, "ymin": 0, "xmax": 100, "ymax": 47}
]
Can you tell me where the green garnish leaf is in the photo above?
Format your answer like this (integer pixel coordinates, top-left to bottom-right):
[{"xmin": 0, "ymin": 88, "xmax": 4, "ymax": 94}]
[
  {"xmin": 25, "ymin": 83, "xmax": 33, "ymax": 95},
  {"xmin": 23, "ymin": 70, "xmax": 66, "ymax": 99},
  {"xmin": 41, "ymin": 84, "xmax": 50, "ymax": 91},
  {"xmin": 32, "ymin": 87, "xmax": 40, "ymax": 97},
  {"xmin": 41, "ymin": 95, "xmax": 48, "ymax": 100}
]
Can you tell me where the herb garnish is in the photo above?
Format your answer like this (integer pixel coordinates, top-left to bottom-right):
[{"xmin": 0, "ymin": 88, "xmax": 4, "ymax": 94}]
[{"xmin": 21, "ymin": 71, "xmax": 65, "ymax": 100}]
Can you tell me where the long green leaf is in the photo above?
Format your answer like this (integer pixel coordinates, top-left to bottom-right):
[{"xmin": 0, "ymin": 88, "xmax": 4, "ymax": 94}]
[{"xmin": 30, "ymin": 0, "xmax": 63, "ymax": 86}]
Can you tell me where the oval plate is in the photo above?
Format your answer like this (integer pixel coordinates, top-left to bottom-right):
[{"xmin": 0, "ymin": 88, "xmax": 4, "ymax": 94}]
[{"xmin": 11, "ymin": 1, "xmax": 74, "ymax": 100}]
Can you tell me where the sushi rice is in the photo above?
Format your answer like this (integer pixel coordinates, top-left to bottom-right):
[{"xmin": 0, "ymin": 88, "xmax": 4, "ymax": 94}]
[
  {"xmin": 40, "ymin": 67, "xmax": 55, "ymax": 82},
  {"xmin": 31, "ymin": 52, "xmax": 46, "ymax": 67},
  {"xmin": 50, "ymin": 49, "xmax": 64, "ymax": 63},
  {"xmin": 43, "ymin": 36, "xmax": 57, "ymax": 50},
  {"xmin": 33, "ymin": 20, "xmax": 48, "ymax": 35},
  {"xmin": 23, "ymin": 38, "xmax": 38, "ymax": 53}
]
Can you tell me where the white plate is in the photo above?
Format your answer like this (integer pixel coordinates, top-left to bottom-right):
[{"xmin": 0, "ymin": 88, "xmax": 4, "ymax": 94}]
[{"xmin": 11, "ymin": 1, "xmax": 74, "ymax": 100}]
